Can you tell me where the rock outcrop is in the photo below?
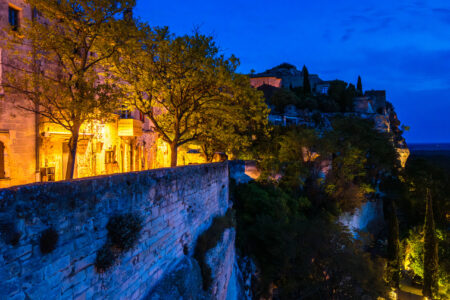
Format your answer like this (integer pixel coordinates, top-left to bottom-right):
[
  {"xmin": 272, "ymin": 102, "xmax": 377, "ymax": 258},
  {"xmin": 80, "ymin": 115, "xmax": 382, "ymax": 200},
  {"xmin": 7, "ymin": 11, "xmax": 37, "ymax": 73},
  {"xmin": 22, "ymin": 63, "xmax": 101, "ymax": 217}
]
[{"xmin": 147, "ymin": 227, "xmax": 240, "ymax": 300}]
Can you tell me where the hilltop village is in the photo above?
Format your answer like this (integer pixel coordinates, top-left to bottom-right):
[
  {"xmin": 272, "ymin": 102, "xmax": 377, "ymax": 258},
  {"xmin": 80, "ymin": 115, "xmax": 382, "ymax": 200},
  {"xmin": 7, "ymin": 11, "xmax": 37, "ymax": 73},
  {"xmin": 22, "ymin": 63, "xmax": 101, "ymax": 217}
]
[
  {"xmin": 2, "ymin": 1, "xmax": 448, "ymax": 300},
  {"xmin": 249, "ymin": 63, "xmax": 409, "ymax": 167}
]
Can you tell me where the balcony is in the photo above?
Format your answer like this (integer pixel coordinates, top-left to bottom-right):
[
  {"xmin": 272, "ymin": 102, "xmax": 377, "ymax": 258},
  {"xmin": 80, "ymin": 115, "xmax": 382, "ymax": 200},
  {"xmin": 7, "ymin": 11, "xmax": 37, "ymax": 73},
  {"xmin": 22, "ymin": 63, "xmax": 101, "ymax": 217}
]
[{"xmin": 118, "ymin": 118, "xmax": 143, "ymax": 137}]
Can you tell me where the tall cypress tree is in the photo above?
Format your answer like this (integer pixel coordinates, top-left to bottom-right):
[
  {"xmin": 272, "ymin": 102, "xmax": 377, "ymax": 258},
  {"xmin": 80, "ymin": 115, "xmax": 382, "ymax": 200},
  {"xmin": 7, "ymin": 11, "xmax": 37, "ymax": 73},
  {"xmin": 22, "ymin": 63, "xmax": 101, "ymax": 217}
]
[
  {"xmin": 423, "ymin": 189, "xmax": 439, "ymax": 299},
  {"xmin": 384, "ymin": 198, "xmax": 400, "ymax": 288},
  {"xmin": 302, "ymin": 65, "xmax": 311, "ymax": 95},
  {"xmin": 357, "ymin": 75, "xmax": 363, "ymax": 95}
]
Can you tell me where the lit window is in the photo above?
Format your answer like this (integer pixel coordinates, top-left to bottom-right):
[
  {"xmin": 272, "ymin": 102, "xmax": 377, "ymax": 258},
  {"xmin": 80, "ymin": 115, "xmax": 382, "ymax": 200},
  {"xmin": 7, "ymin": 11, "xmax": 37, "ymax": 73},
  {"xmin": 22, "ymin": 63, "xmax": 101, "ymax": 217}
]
[
  {"xmin": 8, "ymin": 6, "xmax": 20, "ymax": 31},
  {"xmin": 321, "ymin": 86, "xmax": 329, "ymax": 94},
  {"xmin": 0, "ymin": 141, "xmax": 5, "ymax": 178}
]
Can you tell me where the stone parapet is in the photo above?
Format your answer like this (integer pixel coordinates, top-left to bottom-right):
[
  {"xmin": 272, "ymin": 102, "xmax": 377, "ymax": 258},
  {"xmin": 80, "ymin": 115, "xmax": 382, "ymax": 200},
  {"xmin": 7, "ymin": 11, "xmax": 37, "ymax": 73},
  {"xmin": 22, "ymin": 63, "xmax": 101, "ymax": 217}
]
[{"xmin": 0, "ymin": 162, "xmax": 229, "ymax": 299}]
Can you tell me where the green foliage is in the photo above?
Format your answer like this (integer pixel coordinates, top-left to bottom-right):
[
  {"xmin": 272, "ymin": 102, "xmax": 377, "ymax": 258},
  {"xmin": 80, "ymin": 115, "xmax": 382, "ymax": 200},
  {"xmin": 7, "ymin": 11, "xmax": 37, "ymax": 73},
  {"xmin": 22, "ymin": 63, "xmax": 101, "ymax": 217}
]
[
  {"xmin": 269, "ymin": 88, "xmax": 300, "ymax": 113},
  {"xmin": 257, "ymin": 117, "xmax": 398, "ymax": 213},
  {"xmin": 396, "ymin": 154, "xmax": 450, "ymax": 299},
  {"xmin": 322, "ymin": 117, "xmax": 398, "ymax": 212},
  {"xmin": 194, "ymin": 210, "xmax": 235, "ymax": 290},
  {"xmin": 116, "ymin": 27, "xmax": 268, "ymax": 166},
  {"xmin": 39, "ymin": 228, "xmax": 59, "ymax": 255},
  {"xmin": 257, "ymin": 126, "xmax": 319, "ymax": 189},
  {"xmin": 327, "ymin": 80, "xmax": 356, "ymax": 112},
  {"xmin": 317, "ymin": 96, "xmax": 340, "ymax": 112},
  {"xmin": 399, "ymin": 156, "xmax": 450, "ymax": 231},
  {"xmin": 403, "ymin": 227, "xmax": 449, "ymax": 299},
  {"xmin": 423, "ymin": 190, "xmax": 439, "ymax": 298},
  {"xmin": 107, "ymin": 213, "xmax": 143, "ymax": 251},
  {"xmin": 234, "ymin": 181, "xmax": 387, "ymax": 299},
  {"xmin": 302, "ymin": 65, "xmax": 311, "ymax": 95},
  {"xmin": 195, "ymin": 74, "xmax": 270, "ymax": 161},
  {"xmin": 4, "ymin": 0, "xmax": 134, "ymax": 179},
  {"xmin": 383, "ymin": 199, "xmax": 401, "ymax": 288},
  {"xmin": 357, "ymin": 75, "xmax": 363, "ymax": 95}
]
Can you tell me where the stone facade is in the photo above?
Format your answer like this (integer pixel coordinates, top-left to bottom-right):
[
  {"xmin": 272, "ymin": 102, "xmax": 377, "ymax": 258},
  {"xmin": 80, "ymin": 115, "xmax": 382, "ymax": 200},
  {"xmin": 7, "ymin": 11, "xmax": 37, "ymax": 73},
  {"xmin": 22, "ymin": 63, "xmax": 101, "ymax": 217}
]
[
  {"xmin": 0, "ymin": 0, "xmax": 207, "ymax": 188},
  {"xmin": 0, "ymin": 162, "xmax": 229, "ymax": 299},
  {"xmin": 250, "ymin": 63, "xmax": 324, "ymax": 91},
  {"xmin": 0, "ymin": 0, "xmax": 37, "ymax": 188},
  {"xmin": 249, "ymin": 77, "xmax": 282, "ymax": 89}
]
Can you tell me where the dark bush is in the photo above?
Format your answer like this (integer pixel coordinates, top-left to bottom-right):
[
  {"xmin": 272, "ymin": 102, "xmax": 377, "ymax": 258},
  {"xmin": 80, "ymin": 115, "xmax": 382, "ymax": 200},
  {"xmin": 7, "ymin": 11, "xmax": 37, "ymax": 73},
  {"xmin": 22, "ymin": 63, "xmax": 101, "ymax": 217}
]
[
  {"xmin": 39, "ymin": 228, "xmax": 59, "ymax": 254},
  {"xmin": 0, "ymin": 222, "xmax": 21, "ymax": 246},
  {"xmin": 107, "ymin": 213, "xmax": 143, "ymax": 251},
  {"xmin": 194, "ymin": 210, "xmax": 235, "ymax": 290},
  {"xmin": 95, "ymin": 213, "xmax": 143, "ymax": 274},
  {"xmin": 95, "ymin": 246, "xmax": 116, "ymax": 273}
]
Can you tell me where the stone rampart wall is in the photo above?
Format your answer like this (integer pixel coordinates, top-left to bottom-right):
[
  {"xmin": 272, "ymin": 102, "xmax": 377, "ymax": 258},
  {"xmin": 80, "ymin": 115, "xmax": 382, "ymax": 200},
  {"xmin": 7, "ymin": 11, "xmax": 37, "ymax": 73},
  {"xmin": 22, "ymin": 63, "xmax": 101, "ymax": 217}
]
[{"xmin": 0, "ymin": 162, "xmax": 229, "ymax": 299}]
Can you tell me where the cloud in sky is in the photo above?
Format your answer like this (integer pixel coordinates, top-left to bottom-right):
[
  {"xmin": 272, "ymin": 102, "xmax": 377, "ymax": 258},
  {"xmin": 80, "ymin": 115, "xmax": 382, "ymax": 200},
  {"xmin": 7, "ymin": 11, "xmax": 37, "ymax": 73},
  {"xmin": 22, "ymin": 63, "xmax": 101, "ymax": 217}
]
[{"xmin": 135, "ymin": 0, "xmax": 450, "ymax": 142}]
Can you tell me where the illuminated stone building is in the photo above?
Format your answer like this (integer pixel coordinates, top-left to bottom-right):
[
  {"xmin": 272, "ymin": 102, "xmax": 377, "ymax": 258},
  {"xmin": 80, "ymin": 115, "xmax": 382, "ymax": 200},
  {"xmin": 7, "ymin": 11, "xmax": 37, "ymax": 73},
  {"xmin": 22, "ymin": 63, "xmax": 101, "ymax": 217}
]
[
  {"xmin": 0, "ymin": 0, "xmax": 37, "ymax": 188},
  {"xmin": 0, "ymin": 0, "xmax": 206, "ymax": 188}
]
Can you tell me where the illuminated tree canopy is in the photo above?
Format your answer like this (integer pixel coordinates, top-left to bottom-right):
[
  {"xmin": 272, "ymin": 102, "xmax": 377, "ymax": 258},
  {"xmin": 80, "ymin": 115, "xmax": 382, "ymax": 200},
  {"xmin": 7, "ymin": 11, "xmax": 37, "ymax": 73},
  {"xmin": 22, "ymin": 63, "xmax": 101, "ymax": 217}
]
[{"xmin": 2, "ymin": 0, "xmax": 135, "ymax": 179}]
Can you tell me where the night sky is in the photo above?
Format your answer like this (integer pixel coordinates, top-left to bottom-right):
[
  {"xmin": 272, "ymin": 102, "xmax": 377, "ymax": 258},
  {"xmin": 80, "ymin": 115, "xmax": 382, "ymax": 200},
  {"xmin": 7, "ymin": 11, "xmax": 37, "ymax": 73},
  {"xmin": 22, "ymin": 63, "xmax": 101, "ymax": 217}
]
[{"xmin": 135, "ymin": 0, "xmax": 450, "ymax": 143}]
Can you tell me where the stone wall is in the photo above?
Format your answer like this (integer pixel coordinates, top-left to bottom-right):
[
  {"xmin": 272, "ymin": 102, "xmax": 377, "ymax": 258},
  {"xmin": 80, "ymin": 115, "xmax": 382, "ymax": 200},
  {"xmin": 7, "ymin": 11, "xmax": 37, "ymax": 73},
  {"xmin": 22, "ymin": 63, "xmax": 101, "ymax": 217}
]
[
  {"xmin": 249, "ymin": 77, "xmax": 282, "ymax": 89},
  {"xmin": 0, "ymin": 162, "xmax": 229, "ymax": 299},
  {"xmin": 229, "ymin": 160, "xmax": 260, "ymax": 184},
  {"xmin": 146, "ymin": 228, "xmax": 236, "ymax": 300}
]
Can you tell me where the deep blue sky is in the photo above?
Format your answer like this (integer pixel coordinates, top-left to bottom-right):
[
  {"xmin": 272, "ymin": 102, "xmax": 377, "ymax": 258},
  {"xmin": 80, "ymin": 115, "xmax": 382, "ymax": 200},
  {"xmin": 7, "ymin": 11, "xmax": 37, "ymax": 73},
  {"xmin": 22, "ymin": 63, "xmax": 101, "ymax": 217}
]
[{"xmin": 135, "ymin": 0, "xmax": 450, "ymax": 143}]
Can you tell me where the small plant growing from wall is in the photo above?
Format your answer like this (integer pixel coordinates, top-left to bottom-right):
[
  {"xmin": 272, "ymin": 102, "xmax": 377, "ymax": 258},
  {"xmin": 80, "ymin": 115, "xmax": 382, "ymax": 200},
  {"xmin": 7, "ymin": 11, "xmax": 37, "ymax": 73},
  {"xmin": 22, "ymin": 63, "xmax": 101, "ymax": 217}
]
[
  {"xmin": 95, "ymin": 246, "xmax": 117, "ymax": 273},
  {"xmin": 194, "ymin": 210, "xmax": 235, "ymax": 290},
  {"xmin": 95, "ymin": 213, "xmax": 143, "ymax": 273},
  {"xmin": 0, "ymin": 222, "xmax": 21, "ymax": 246},
  {"xmin": 107, "ymin": 213, "xmax": 143, "ymax": 251},
  {"xmin": 39, "ymin": 228, "xmax": 59, "ymax": 254}
]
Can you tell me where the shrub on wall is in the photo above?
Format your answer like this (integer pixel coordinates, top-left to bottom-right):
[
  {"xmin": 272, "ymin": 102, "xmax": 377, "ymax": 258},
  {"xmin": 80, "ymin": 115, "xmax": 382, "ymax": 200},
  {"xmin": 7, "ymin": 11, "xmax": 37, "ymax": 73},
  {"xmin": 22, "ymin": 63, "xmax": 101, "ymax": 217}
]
[
  {"xmin": 194, "ymin": 209, "xmax": 235, "ymax": 290},
  {"xmin": 107, "ymin": 213, "xmax": 143, "ymax": 251},
  {"xmin": 95, "ymin": 213, "xmax": 143, "ymax": 273},
  {"xmin": 0, "ymin": 222, "xmax": 21, "ymax": 246},
  {"xmin": 39, "ymin": 228, "xmax": 59, "ymax": 254},
  {"xmin": 95, "ymin": 246, "xmax": 117, "ymax": 273}
]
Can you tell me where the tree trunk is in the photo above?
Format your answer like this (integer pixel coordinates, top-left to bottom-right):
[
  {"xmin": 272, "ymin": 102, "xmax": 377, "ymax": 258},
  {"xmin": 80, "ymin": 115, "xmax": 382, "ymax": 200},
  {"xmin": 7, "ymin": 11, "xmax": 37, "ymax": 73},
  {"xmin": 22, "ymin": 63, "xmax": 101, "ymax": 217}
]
[
  {"xmin": 170, "ymin": 143, "xmax": 178, "ymax": 168},
  {"xmin": 201, "ymin": 143, "xmax": 214, "ymax": 163},
  {"xmin": 65, "ymin": 126, "xmax": 80, "ymax": 180}
]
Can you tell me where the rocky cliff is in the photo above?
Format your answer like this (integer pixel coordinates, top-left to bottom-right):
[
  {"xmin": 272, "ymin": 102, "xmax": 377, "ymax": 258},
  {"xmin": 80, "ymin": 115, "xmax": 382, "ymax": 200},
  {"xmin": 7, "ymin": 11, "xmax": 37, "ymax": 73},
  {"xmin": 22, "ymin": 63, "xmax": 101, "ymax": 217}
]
[{"xmin": 147, "ymin": 228, "xmax": 242, "ymax": 300}]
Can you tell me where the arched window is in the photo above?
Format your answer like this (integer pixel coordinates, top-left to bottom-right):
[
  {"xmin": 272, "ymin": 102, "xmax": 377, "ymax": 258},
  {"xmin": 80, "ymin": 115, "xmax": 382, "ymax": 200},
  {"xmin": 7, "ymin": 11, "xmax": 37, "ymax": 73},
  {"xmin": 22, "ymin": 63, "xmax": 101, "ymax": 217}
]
[{"xmin": 0, "ymin": 141, "xmax": 5, "ymax": 179}]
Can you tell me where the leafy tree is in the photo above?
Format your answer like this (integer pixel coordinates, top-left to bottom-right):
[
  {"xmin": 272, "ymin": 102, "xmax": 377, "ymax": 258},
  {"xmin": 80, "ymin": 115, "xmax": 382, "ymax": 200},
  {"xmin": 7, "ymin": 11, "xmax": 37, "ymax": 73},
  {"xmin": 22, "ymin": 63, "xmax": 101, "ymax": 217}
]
[
  {"xmin": 269, "ymin": 88, "xmax": 300, "ymax": 113},
  {"xmin": 398, "ymin": 156, "xmax": 449, "ymax": 298},
  {"xmin": 400, "ymin": 157, "xmax": 450, "ymax": 230},
  {"xmin": 327, "ymin": 80, "xmax": 356, "ymax": 112},
  {"xmin": 2, "ymin": 0, "xmax": 134, "ymax": 179},
  {"xmin": 403, "ymin": 227, "xmax": 449, "ymax": 299},
  {"xmin": 383, "ymin": 197, "xmax": 401, "ymax": 288},
  {"xmin": 116, "ymin": 29, "xmax": 253, "ymax": 167},
  {"xmin": 423, "ymin": 189, "xmax": 439, "ymax": 298},
  {"xmin": 357, "ymin": 75, "xmax": 363, "ymax": 95},
  {"xmin": 322, "ymin": 117, "xmax": 398, "ymax": 212},
  {"xmin": 316, "ymin": 95, "xmax": 340, "ymax": 113},
  {"xmin": 195, "ymin": 74, "xmax": 269, "ymax": 161},
  {"xmin": 234, "ymin": 182, "xmax": 387, "ymax": 299},
  {"xmin": 302, "ymin": 65, "xmax": 311, "ymax": 95}
]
